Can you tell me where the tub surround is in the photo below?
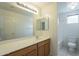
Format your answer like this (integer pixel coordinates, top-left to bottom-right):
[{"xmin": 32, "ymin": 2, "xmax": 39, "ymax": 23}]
[{"xmin": 0, "ymin": 35, "xmax": 50, "ymax": 56}]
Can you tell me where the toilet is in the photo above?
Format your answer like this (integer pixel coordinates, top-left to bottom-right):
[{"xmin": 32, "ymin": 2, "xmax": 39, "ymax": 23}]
[
  {"xmin": 68, "ymin": 42, "xmax": 76, "ymax": 52},
  {"xmin": 67, "ymin": 38, "xmax": 77, "ymax": 52}
]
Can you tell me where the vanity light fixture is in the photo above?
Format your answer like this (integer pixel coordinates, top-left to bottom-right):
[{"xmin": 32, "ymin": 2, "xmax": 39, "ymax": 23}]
[{"xmin": 16, "ymin": 2, "xmax": 38, "ymax": 14}]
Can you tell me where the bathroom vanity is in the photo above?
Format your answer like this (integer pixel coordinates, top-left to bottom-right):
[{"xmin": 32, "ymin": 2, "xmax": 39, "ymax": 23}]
[
  {"xmin": 4, "ymin": 38, "xmax": 50, "ymax": 56},
  {"xmin": 0, "ymin": 4, "xmax": 50, "ymax": 55}
]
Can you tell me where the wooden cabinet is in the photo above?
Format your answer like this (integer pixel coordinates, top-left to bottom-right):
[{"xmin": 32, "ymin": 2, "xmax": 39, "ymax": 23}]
[
  {"xmin": 44, "ymin": 43, "xmax": 50, "ymax": 56},
  {"xmin": 26, "ymin": 50, "xmax": 37, "ymax": 56},
  {"xmin": 5, "ymin": 44, "xmax": 37, "ymax": 56},
  {"xmin": 5, "ymin": 39, "xmax": 50, "ymax": 56},
  {"xmin": 37, "ymin": 39, "xmax": 50, "ymax": 56},
  {"xmin": 37, "ymin": 44, "xmax": 45, "ymax": 56}
]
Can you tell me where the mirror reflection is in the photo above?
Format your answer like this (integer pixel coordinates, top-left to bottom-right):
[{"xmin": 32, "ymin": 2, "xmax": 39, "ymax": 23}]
[
  {"xmin": 37, "ymin": 17, "xmax": 49, "ymax": 31},
  {"xmin": 0, "ymin": 9, "xmax": 34, "ymax": 41}
]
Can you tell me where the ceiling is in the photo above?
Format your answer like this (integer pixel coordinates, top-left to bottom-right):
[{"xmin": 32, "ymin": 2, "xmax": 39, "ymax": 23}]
[
  {"xmin": 1, "ymin": 2, "xmax": 79, "ymax": 15},
  {"xmin": 23, "ymin": 2, "xmax": 53, "ymax": 9},
  {"xmin": 28, "ymin": 2, "xmax": 53, "ymax": 7},
  {"xmin": 58, "ymin": 2, "xmax": 79, "ymax": 14}
]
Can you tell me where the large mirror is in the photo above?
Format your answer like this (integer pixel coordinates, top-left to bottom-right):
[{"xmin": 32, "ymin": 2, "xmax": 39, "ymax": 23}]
[
  {"xmin": 0, "ymin": 9, "xmax": 34, "ymax": 41},
  {"xmin": 37, "ymin": 16, "xmax": 49, "ymax": 31}
]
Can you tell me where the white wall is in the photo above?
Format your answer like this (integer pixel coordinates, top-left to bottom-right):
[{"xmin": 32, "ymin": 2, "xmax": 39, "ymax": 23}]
[{"xmin": 34, "ymin": 3, "xmax": 57, "ymax": 55}]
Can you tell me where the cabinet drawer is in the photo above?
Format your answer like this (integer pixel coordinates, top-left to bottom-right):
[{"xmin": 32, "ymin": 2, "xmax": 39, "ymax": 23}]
[{"xmin": 38, "ymin": 39, "xmax": 50, "ymax": 47}]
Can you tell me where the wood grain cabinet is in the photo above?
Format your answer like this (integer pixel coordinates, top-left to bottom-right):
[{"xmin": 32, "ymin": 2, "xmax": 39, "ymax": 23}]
[
  {"xmin": 5, "ymin": 44, "xmax": 37, "ymax": 56},
  {"xmin": 37, "ymin": 39, "xmax": 50, "ymax": 56},
  {"xmin": 5, "ymin": 39, "xmax": 50, "ymax": 56}
]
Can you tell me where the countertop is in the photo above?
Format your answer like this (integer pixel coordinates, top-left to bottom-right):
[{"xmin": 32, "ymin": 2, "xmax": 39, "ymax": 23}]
[{"xmin": 0, "ymin": 36, "xmax": 50, "ymax": 55}]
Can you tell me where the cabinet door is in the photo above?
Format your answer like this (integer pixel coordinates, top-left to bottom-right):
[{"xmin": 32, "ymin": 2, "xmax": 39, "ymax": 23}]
[
  {"xmin": 44, "ymin": 43, "xmax": 50, "ymax": 56},
  {"xmin": 37, "ymin": 39, "xmax": 50, "ymax": 56},
  {"xmin": 26, "ymin": 50, "xmax": 37, "ymax": 56},
  {"xmin": 38, "ymin": 45, "xmax": 44, "ymax": 56}
]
